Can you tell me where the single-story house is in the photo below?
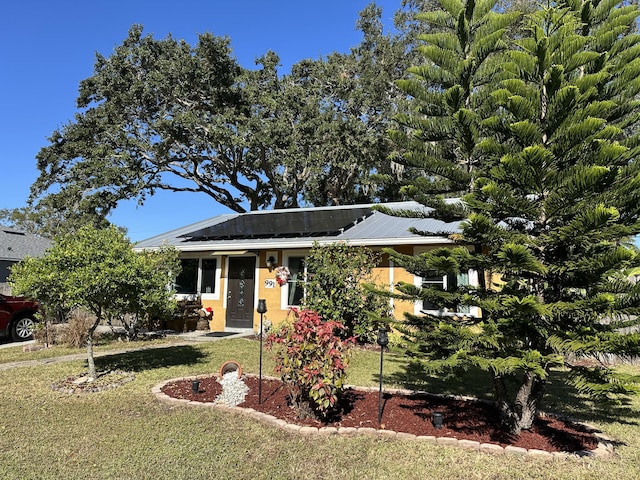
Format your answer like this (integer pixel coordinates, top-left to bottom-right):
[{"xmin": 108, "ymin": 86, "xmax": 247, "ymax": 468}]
[
  {"xmin": 134, "ymin": 201, "xmax": 480, "ymax": 333},
  {"xmin": 0, "ymin": 227, "xmax": 51, "ymax": 292}
]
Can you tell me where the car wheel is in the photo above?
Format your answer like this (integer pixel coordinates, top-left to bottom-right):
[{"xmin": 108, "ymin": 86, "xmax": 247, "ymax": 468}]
[{"xmin": 11, "ymin": 316, "xmax": 36, "ymax": 341}]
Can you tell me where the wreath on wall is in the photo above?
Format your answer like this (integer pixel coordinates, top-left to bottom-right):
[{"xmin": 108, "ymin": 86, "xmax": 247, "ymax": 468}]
[{"xmin": 275, "ymin": 266, "xmax": 290, "ymax": 286}]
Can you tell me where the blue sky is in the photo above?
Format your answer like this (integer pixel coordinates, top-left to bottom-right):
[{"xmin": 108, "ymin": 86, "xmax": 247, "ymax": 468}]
[{"xmin": 1, "ymin": 0, "xmax": 400, "ymax": 241}]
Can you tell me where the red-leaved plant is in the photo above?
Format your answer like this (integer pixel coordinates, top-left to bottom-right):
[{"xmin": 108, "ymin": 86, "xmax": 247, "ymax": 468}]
[{"xmin": 266, "ymin": 308, "xmax": 356, "ymax": 420}]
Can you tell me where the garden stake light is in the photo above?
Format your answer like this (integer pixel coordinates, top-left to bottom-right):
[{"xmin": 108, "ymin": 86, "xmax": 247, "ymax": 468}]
[
  {"xmin": 433, "ymin": 412, "xmax": 443, "ymax": 429},
  {"xmin": 257, "ymin": 299, "xmax": 267, "ymax": 404},
  {"xmin": 377, "ymin": 327, "xmax": 389, "ymax": 425},
  {"xmin": 192, "ymin": 380, "xmax": 200, "ymax": 394}
]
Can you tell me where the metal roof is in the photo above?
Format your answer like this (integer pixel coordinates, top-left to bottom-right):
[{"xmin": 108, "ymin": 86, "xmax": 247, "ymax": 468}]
[
  {"xmin": 134, "ymin": 201, "xmax": 462, "ymax": 252},
  {"xmin": 0, "ymin": 227, "xmax": 51, "ymax": 261}
]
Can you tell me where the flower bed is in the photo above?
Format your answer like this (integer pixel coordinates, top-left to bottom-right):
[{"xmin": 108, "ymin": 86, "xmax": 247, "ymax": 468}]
[{"xmin": 157, "ymin": 374, "xmax": 610, "ymax": 456}]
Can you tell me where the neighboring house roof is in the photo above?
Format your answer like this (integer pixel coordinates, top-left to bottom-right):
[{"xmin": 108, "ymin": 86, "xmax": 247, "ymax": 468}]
[
  {"xmin": 135, "ymin": 201, "xmax": 462, "ymax": 252},
  {"xmin": 0, "ymin": 227, "xmax": 51, "ymax": 262}
]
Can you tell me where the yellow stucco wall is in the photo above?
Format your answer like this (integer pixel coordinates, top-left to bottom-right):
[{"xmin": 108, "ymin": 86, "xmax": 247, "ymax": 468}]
[
  {"xmin": 254, "ymin": 251, "xmax": 290, "ymax": 329},
  {"xmin": 387, "ymin": 245, "xmax": 415, "ymax": 320},
  {"xmin": 194, "ymin": 244, "xmax": 459, "ymax": 332}
]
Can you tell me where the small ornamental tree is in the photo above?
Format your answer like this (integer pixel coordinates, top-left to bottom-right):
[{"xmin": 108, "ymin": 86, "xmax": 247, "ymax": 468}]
[
  {"xmin": 266, "ymin": 309, "xmax": 355, "ymax": 420},
  {"xmin": 106, "ymin": 246, "xmax": 180, "ymax": 338},
  {"xmin": 10, "ymin": 225, "xmax": 179, "ymax": 380}
]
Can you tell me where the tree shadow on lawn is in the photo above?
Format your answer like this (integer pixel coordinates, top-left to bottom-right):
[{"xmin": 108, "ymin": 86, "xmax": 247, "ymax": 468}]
[
  {"xmin": 93, "ymin": 345, "xmax": 207, "ymax": 373},
  {"xmin": 382, "ymin": 357, "xmax": 640, "ymax": 427},
  {"xmin": 543, "ymin": 369, "xmax": 640, "ymax": 426},
  {"xmin": 382, "ymin": 356, "xmax": 495, "ymax": 399}
]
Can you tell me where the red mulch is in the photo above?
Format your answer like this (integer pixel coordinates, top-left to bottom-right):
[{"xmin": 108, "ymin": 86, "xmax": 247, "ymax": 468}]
[{"xmin": 161, "ymin": 375, "xmax": 598, "ymax": 453}]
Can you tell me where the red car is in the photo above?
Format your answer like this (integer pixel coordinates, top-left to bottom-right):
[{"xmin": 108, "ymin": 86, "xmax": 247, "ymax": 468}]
[{"xmin": 0, "ymin": 294, "xmax": 39, "ymax": 341}]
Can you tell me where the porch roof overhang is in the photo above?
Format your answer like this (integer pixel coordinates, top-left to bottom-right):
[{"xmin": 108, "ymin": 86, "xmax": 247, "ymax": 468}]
[{"xmin": 156, "ymin": 236, "xmax": 454, "ymax": 253}]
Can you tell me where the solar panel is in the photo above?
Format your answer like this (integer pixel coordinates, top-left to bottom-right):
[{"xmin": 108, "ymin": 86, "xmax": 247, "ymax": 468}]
[{"xmin": 181, "ymin": 207, "xmax": 374, "ymax": 241}]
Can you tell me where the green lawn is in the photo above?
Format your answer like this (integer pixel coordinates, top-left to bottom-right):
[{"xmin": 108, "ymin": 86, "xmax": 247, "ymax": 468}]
[
  {"xmin": 1, "ymin": 338, "xmax": 639, "ymax": 480},
  {"xmin": 0, "ymin": 336, "xmax": 187, "ymax": 365}
]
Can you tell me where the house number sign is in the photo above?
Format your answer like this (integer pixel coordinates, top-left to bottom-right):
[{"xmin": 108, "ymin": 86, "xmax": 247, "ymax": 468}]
[{"xmin": 264, "ymin": 279, "xmax": 276, "ymax": 289}]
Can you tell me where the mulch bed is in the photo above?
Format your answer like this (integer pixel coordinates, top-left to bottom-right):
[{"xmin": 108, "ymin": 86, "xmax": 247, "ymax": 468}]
[{"xmin": 160, "ymin": 375, "xmax": 599, "ymax": 453}]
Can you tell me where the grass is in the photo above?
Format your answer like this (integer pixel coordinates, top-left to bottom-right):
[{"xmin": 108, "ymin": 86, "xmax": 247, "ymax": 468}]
[
  {"xmin": 1, "ymin": 338, "xmax": 639, "ymax": 479},
  {"xmin": 0, "ymin": 335, "xmax": 187, "ymax": 365}
]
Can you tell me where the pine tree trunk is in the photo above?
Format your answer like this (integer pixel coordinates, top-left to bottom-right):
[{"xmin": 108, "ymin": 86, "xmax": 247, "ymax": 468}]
[
  {"xmin": 513, "ymin": 372, "xmax": 546, "ymax": 433},
  {"xmin": 493, "ymin": 372, "xmax": 546, "ymax": 435},
  {"xmin": 493, "ymin": 375, "xmax": 517, "ymax": 432}
]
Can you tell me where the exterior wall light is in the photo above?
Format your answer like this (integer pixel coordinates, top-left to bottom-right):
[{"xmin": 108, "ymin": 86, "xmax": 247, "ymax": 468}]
[{"xmin": 266, "ymin": 256, "xmax": 276, "ymax": 271}]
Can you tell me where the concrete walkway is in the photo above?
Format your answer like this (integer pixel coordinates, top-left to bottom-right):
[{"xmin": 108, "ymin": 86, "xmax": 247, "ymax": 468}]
[
  {"xmin": 0, "ymin": 329, "xmax": 253, "ymax": 371},
  {"xmin": 0, "ymin": 339, "xmax": 36, "ymax": 350}
]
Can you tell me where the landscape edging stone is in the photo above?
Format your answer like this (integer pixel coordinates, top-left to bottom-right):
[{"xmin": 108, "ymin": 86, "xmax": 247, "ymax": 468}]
[{"xmin": 152, "ymin": 374, "xmax": 614, "ymax": 460}]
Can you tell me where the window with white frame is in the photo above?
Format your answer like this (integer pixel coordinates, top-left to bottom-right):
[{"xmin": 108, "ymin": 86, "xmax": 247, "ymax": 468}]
[
  {"xmin": 201, "ymin": 259, "xmax": 217, "ymax": 294},
  {"xmin": 284, "ymin": 256, "xmax": 307, "ymax": 307},
  {"xmin": 415, "ymin": 270, "xmax": 477, "ymax": 316},
  {"xmin": 176, "ymin": 259, "xmax": 199, "ymax": 294},
  {"xmin": 175, "ymin": 257, "xmax": 220, "ymax": 298}
]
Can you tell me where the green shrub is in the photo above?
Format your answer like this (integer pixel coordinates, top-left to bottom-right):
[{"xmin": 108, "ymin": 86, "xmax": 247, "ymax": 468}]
[{"xmin": 303, "ymin": 242, "xmax": 390, "ymax": 343}]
